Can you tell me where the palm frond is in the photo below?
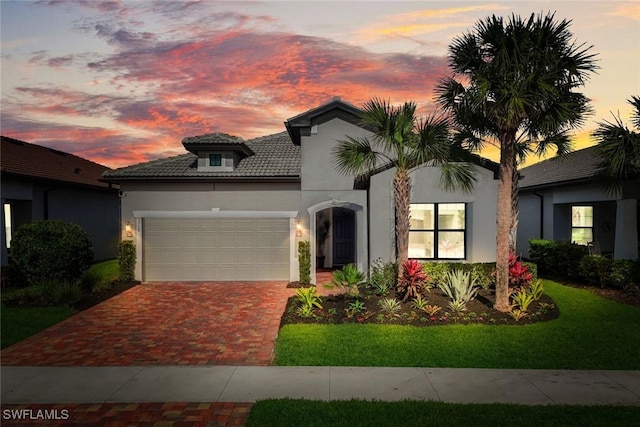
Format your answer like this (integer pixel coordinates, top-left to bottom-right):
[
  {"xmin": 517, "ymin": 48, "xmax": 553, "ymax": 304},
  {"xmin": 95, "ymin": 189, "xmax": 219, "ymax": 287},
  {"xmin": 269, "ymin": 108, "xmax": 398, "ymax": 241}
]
[
  {"xmin": 439, "ymin": 162, "xmax": 477, "ymax": 194},
  {"xmin": 331, "ymin": 136, "xmax": 388, "ymax": 176},
  {"xmin": 406, "ymin": 113, "xmax": 452, "ymax": 168}
]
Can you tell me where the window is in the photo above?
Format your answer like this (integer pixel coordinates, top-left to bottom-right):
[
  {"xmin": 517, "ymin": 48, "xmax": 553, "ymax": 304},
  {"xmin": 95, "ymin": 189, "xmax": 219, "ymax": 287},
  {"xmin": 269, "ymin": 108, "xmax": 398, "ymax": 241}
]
[
  {"xmin": 571, "ymin": 206, "xmax": 593, "ymax": 245},
  {"xmin": 3, "ymin": 203, "xmax": 11, "ymax": 249},
  {"xmin": 209, "ymin": 154, "xmax": 222, "ymax": 166},
  {"xmin": 409, "ymin": 203, "xmax": 466, "ymax": 259}
]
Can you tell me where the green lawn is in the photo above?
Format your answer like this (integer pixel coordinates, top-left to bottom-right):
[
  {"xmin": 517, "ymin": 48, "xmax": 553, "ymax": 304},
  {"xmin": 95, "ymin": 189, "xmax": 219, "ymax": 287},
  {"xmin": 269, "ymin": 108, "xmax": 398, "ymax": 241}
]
[
  {"xmin": 247, "ymin": 399, "xmax": 640, "ymax": 427},
  {"xmin": 1, "ymin": 306, "xmax": 77, "ymax": 349},
  {"xmin": 274, "ymin": 280, "xmax": 640, "ymax": 369},
  {"xmin": 81, "ymin": 259, "xmax": 119, "ymax": 291}
]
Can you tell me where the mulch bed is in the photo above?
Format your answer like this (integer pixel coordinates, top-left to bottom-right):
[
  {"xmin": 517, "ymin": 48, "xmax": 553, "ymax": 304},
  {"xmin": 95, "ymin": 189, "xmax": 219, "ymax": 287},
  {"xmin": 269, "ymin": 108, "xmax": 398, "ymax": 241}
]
[{"xmin": 282, "ymin": 286, "xmax": 560, "ymax": 327}]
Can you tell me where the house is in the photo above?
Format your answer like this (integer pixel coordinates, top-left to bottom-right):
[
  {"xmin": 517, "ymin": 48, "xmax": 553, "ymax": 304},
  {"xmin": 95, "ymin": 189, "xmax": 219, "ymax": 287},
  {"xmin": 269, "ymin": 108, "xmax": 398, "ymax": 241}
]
[
  {"xmin": 102, "ymin": 98, "xmax": 500, "ymax": 283},
  {"xmin": 516, "ymin": 146, "xmax": 639, "ymax": 260},
  {"xmin": 1, "ymin": 136, "xmax": 120, "ymax": 265}
]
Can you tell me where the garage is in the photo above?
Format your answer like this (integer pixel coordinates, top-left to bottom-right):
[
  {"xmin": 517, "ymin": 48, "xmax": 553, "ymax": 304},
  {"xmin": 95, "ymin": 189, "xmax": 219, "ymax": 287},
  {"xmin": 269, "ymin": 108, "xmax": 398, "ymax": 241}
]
[{"xmin": 143, "ymin": 217, "xmax": 291, "ymax": 281}]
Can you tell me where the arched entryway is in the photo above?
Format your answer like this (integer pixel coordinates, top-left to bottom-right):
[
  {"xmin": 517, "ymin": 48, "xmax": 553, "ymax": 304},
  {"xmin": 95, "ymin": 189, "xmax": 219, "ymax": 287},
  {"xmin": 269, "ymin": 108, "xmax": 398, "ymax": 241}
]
[{"xmin": 308, "ymin": 200, "xmax": 365, "ymax": 285}]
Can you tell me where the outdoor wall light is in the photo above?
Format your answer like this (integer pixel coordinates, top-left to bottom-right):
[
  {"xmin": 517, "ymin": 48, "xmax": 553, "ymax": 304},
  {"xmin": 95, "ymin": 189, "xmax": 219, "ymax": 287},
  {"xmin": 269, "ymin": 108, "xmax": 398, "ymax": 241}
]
[
  {"xmin": 295, "ymin": 220, "xmax": 302, "ymax": 237},
  {"xmin": 125, "ymin": 221, "xmax": 133, "ymax": 237}
]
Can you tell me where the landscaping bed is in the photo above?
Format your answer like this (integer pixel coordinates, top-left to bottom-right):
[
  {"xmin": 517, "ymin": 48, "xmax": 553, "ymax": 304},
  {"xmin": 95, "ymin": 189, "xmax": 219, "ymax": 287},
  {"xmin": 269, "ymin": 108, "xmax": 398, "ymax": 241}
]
[{"xmin": 281, "ymin": 287, "xmax": 559, "ymax": 327}]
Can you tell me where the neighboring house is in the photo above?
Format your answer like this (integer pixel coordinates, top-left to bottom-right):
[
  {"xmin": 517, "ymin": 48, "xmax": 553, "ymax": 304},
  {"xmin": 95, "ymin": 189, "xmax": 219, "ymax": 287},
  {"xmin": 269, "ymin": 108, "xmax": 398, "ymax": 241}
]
[
  {"xmin": 1, "ymin": 136, "xmax": 120, "ymax": 265},
  {"xmin": 516, "ymin": 146, "xmax": 639, "ymax": 260},
  {"xmin": 102, "ymin": 98, "xmax": 500, "ymax": 283}
]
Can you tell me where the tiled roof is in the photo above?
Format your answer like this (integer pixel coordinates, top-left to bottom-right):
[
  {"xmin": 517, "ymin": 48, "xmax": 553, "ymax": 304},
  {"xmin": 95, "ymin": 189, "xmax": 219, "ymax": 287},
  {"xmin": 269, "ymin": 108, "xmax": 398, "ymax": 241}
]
[
  {"xmin": 102, "ymin": 132, "xmax": 300, "ymax": 180},
  {"xmin": 519, "ymin": 146, "xmax": 601, "ymax": 189},
  {"xmin": 1, "ymin": 136, "xmax": 115, "ymax": 189},
  {"xmin": 182, "ymin": 132, "xmax": 245, "ymax": 146}
]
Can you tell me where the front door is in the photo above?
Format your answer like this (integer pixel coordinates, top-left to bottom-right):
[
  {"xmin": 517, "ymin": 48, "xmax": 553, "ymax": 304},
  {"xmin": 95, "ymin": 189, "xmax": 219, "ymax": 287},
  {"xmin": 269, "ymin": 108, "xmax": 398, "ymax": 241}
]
[{"xmin": 332, "ymin": 207, "xmax": 355, "ymax": 266}]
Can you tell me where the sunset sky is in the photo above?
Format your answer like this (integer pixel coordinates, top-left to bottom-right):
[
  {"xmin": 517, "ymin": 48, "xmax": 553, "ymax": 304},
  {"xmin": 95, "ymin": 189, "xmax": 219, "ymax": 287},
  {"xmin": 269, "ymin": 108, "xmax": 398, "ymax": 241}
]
[{"xmin": 1, "ymin": 1, "xmax": 639, "ymax": 169}]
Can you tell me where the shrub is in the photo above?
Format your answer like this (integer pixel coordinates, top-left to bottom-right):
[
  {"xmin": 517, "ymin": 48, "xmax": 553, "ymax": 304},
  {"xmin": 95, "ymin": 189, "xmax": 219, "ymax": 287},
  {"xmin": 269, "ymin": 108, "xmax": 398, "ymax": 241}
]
[
  {"xmin": 508, "ymin": 254, "xmax": 533, "ymax": 291},
  {"xmin": 580, "ymin": 256, "xmax": 640, "ymax": 288},
  {"xmin": 11, "ymin": 220, "xmax": 93, "ymax": 285},
  {"xmin": 325, "ymin": 264, "xmax": 366, "ymax": 297},
  {"xmin": 397, "ymin": 259, "xmax": 429, "ymax": 301},
  {"xmin": 471, "ymin": 263, "xmax": 496, "ymax": 289},
  {"xmin": 579, "ymin": 255, "xmax": 612, "ymax": 287},
  {"xmin": 438, "ymin": 269, "xmax": 479, "ymax": 312},
  {"xmin": 36, "ymin": 278, "xmax": 84, "ymax": 306},
  {"xmin": 296, "ymin": 287, "xmax": 323, "ymax": 310},
  {"xmin": 422, "ymin": 262, "xmax": 451, "ymax": 288},
  {"xmin": 610, "ymin": 259, "xmax": 640, "ymax": 289},
  {"xmin": 511, "ymin": 289, "xmax": 535, "ymax": 312},
  {"xmin": 369, "ymin": 258, "xmax": 397, "ymax": 296},
  {"xmin": 298, "ymin": 241, "xmax": 311, "ymax": 285},
  {"xmin": 528, "ymin": 239, "xmax": 587, "ymax": 277},
  {"xmin": 118, "ymin": 241, "xmax": 136, "ymax": 282},
  {"xmin": 378, "ymin": 298, "xmax": 402, "ymax": 319},
  {"xmin": 528, "ymin": 239, "xmax": 556, "ymax": 272}
]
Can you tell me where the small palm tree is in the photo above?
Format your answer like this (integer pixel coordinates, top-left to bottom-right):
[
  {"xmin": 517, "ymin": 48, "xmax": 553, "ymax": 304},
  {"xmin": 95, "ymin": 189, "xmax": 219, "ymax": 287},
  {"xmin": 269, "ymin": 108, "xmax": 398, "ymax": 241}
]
[
  {"xmin": 331, "ymin": 98, "xmax": 476, "ymax": 275},
  {"xmin": 593, "ymin": 96, "xmax": 640, "ymax": 191}
]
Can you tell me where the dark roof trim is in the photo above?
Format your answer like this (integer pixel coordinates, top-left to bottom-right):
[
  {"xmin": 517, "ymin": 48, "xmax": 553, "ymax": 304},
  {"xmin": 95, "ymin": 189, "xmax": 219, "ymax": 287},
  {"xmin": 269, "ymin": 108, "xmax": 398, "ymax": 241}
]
[
  {"xmin": 4, "ymin": 172, "xmax": 119, "ymax": 192},
  {"xmin": 101, "ymin": 175, "xmax": 300, "ymax": 184},
  {"xmin": 518, "ymin": 176, "xmax": 595, "ymax": 192},
  {"xmin": 285, "ymin": 97, "xmax": 364, "ymax": 145}
]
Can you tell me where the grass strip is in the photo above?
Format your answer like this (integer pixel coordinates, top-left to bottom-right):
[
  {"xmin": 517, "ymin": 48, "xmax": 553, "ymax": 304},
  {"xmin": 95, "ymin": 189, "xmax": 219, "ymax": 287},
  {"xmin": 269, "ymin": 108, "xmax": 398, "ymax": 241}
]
[
  {"xmin": 247, "ymin": 399, "xmax": 640, "ymax": 427},
  {"xmin": 1, "ymin": 306, "xmax": 77, "ymax": 349}
]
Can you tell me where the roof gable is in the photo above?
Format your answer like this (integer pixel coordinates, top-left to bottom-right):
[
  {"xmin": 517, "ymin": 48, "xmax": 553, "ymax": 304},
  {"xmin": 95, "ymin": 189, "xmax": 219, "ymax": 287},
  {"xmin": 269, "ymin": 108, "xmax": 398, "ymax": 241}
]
[
  {"xmin": 182, "ymin": 132, "xmax": 254, "ymax": 158},
  {"xmin": 285, "ymin": 97, "xmax": 364, "ymax": 145},
  {"xmin": 519, "ymin": 146, "xmax": 601, "ymax": 190},
  {"xmin": 1, "ymin": 136, "xmax": 115, "ymax": 189}
]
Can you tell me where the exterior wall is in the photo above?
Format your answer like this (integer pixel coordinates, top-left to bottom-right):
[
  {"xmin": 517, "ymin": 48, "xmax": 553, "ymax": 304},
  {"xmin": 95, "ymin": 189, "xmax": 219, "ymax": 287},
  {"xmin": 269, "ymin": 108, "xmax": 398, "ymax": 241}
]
[
  {"xmin": 120, "ymin": 181, "xmax": 303, "ymax": 281},
  {"xmin": 369, "ymin": 165, "xmax": 499, "ymax": 264},
  {"xmin": 517, "ymin": 182, "xmax": 638, "ymax": 260},
  {"xmin": 1, "ymin": 177, "xmax": 119, "ymax": 265},
  {"xmin": 300, "ymin": 119, "xmax": 372, "ymax": 191}
]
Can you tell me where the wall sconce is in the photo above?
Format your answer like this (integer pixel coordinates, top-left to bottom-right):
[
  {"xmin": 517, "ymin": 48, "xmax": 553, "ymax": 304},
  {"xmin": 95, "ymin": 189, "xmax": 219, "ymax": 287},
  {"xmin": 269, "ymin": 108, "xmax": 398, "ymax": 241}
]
[
  {"xmin": 295, "ymin": 220, "xmax": 302, "ymax": 237},
  {"xmin": 125, "ymin": 221, "xmax": 133, "ymax": 237}
]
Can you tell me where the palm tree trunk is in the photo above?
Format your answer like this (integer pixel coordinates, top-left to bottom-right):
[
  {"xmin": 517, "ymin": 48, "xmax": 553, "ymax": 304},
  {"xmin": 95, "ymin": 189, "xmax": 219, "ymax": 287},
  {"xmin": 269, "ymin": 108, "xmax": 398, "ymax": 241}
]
[
  {"xmin": 510, "ymin": 160, "xmax": 520, "ymax": 254},
  {"xmin": 495, "ymin": 139, "xmax": 516, "ymax": 312},
  {"xmin": 394, "ymin": 168, "xmax": 411, "ymax": 276}
]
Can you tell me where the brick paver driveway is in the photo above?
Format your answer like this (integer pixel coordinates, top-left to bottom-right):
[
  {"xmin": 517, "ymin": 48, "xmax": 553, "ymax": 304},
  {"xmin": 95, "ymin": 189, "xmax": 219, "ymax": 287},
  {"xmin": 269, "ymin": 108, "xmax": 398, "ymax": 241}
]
[{"xmin": 1, "ymin": 282, "xmax": 293, "ymax": 366}]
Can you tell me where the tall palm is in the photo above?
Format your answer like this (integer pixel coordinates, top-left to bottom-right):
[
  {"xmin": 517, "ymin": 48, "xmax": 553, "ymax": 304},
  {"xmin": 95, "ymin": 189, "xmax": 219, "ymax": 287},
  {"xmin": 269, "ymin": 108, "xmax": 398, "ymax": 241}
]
[
  {"xmin": 593, "ymin": 96, "xmax": 640, "ymax": 190},
  {"xmin": 436, "ymin": 13, "xmax": 597, "ymax": 312},
  {"xmin": 332, "ymin": 97, "xmax": 476, "ymax": 273}
]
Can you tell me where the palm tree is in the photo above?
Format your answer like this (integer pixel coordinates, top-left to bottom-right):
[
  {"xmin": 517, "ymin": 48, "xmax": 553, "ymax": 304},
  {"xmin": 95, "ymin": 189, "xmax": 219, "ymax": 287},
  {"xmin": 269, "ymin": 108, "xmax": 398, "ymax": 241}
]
[
  {"xmin": 332, "ymin": 97, "xmax": 476, "ymax": 274},
  {"xmin": 593, "ymin": 96, "xmax": 640, "ymax": 190},
  {"xmin": 436, "ymin": 13, "xmax": 597, "ymax": 312}
]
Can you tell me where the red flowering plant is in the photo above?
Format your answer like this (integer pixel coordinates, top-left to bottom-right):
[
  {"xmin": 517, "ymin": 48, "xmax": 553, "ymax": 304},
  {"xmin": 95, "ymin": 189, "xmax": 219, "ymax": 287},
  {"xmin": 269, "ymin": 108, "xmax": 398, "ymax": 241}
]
[
  {"xmin": 508, "ymin": 254, "xmax": 533, "ymax": 293},
  {"xmin": 397, "ymin": 259, "xmax": 429, "ymax": 302}
]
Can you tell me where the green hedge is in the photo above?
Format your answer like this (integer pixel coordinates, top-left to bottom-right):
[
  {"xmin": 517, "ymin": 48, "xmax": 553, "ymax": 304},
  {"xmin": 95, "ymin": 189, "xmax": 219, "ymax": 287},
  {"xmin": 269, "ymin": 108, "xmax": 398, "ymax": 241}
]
[
  {"xmin": 10, "ymin": 220, "xmax": 94, "ymax": 285},
  {"xmin": 298, "ymin": 241, "xmax": 311, "ymax": 285},
  {"xmin": 579, "ymin": 255, "xmax": 640, "ymax": 288},
  {"xmin": 118, "ymin": 241, "xmax": 136, "ymax": 282},
  {"xmin": 528, "ymin": 239, "xmax": 587, "ymax": 278}
]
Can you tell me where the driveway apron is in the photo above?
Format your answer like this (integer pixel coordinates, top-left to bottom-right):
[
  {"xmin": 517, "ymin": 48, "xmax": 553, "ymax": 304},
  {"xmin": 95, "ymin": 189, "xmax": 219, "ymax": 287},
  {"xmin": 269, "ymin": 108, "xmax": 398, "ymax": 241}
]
[{"xmin": 1, "ymin": 282, "xmax": 293, "ymax": 366}]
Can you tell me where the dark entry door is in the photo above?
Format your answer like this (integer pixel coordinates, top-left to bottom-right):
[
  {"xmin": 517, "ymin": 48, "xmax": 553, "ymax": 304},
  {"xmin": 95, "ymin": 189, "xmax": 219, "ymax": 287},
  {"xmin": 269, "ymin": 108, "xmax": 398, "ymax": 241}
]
[{"xmin": 332, "ymin": 207, "xmax": 355, "ymax": 266}]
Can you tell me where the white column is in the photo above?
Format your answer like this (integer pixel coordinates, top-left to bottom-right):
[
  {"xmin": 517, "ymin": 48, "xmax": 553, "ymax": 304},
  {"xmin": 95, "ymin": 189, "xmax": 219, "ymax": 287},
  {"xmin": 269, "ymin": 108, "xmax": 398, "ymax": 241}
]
[{"xmin": 614, "ymin": 199, "xmax": 638, "ymax": 260}]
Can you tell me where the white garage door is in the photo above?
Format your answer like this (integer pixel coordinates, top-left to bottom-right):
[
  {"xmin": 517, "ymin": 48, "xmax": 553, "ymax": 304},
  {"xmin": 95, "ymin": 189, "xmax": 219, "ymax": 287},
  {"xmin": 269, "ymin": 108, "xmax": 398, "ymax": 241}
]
[{"xmin": 143, "ymin": 218, "xmax": 290, "ymax": 281}]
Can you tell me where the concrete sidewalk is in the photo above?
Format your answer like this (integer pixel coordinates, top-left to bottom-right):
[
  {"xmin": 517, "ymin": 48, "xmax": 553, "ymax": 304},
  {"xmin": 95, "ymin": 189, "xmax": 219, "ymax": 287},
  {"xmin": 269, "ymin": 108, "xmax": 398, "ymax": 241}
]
[{"xmin": 2, "ymin": 366, "xmax": 639, "ymax": 406}]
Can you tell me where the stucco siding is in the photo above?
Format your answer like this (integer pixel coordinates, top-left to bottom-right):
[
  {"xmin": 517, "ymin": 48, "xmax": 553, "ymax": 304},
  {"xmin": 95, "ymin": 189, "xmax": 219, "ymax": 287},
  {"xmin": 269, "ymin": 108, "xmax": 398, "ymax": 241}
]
[
  {"xmin": 369, "ymin": 165, "xmax": 499, "ymax": 264},
  {"xmin": 300, "ymin": 119, "xmax": 372, "ymax": 191},
  {"xmin": 1, "ymin": 178, "xmax": 119, "ymax": 264}
]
